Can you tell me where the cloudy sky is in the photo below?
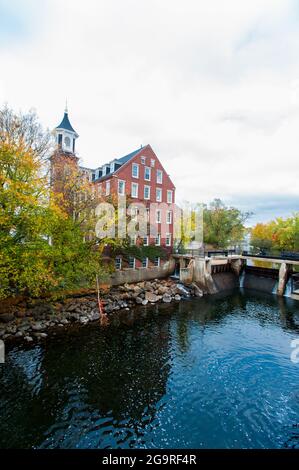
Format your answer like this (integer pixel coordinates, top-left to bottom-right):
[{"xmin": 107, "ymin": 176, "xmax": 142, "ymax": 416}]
[{"xmin": 0, "ymin": 0, "xmax": 298, "ymax": 225}]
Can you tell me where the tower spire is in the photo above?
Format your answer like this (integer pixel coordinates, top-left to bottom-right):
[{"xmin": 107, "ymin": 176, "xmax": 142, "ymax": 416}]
[{"xmin": 65, "ymin": 99, "xmax": 68, "ymax": 114}]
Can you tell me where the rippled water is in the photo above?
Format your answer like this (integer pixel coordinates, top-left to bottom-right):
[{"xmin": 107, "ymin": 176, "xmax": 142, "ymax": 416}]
[{"xmin": 1, "ymin": 290, "xmax": 299, "ymax": 449}]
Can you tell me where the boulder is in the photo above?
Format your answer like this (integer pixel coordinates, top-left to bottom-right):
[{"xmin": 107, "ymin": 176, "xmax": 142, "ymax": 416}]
[
  {"xmin": 142, "ymin": 299, "xmax": 148, "ymax": 306},
  {"xmin": 135, "ymin": 297, "xmax": 143, "ymax": 304},
  {"xmin": 145, "ymin": 292, "xmax": 159, "ymax": 303},
  {"xmin": 174, "ymin": 294, "xmax": 181, "ymax": 301},
  {"xmin": 24, "ymin": 336, "xmax": 33, "ymax": 342},
  {"xmin": 162, "ymin": 293, "xmax": 172, "ymax": 303},
  {"xmin": 31, "ymin": 322, "xmax": 45, "ymax": 332},
  {"xmin": 157, "ymin": 285, "xmax": 169, "ymax": 295},
  {"xmin": 0, "ymin": 313, "xmax": 15, "ymax": 323}
]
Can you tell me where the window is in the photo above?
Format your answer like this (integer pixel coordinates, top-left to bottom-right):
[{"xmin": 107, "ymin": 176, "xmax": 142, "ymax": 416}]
[
  {"xmin": 156, "ymin": 188, "xmax": 162, "ymax": 202},
  {"xmin": 151, "ymin": 159, "xmax": 155, "ymax": 167},
  {"xmin": 115, "ymin": 257, "xmax": 122, "ymax": 269},
  {"xmin": 154, "ymin": 257, "xmax": 160, "ymax": 267},
  {"xmin": 167, "ymin": 190, "xmax": 173, "ymax": 203},
  {"xmin": 106, "ymin": 180, "xmax": 110, "ymax": 196},
  {"xmin": 128, "ymin": 257, "xmax": 135, "ymax": 269},
  {"xmin": 118, "ymin": 180, "xmax": 125, "ymax": 195},
  {"xmin": 166, "ymin": 210, "xmax": 172, "ymax": 224},
  {"xmin": 143, "ymin": 236, "xmax": 149, "ymax": 246},
  {"xmin": 64, "ymin": 136, "xmax": 71, "ymax": 148},
  {"xmin": 156, "ymin": 169, "xmax": 163, "ymax": 184},
  {"xmin": 156, "ymin": 209, "xmax": 161, "ymax": 223},
  {"xmin": 131, "ymin": 182, "xmax": 138, "ymax": 198},
  {"xmin": 142, "ymin": 257, "xmax": 148, "ymax": 268},
  {"xmin": 141, "ymin": 156, "xmax": 146, "ymax": 165},
  {"xmin": 110, "ymin": 162, "xmax": 115, "ymax": 173},
  {"xmin": 144, "ymin": 166, "xmax": 151, "ymax": 181},
  {"xmin": 132, "ymin": 163, "xmax": 139, "ymax": 178},
  {"xmin": 146, "ymin": 208, "xmax": 150, "ymax": 221},
  {"xmin": 166, "ymin": 233, "xmax": 172, "ymax": 246},
  {"xmin": 58, "ymin": 134, "xmax": 62, "ymax": 145},
  {"xmin": 130, "ymin": 235, "xmax": 137, "ymax": 245},
  {"xmin": 144, "ymin": 185, "xmax": 150, "ymax": 200},
  {"xmin": 155, "ymin": 233, "xmax": 161, "ymax": 246}
]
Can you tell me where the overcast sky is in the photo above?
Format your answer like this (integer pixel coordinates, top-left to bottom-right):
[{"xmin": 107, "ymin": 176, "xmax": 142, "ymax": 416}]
[{"xmin": 0, "ymin": 0, "xmax": 298, "ymax": 225}]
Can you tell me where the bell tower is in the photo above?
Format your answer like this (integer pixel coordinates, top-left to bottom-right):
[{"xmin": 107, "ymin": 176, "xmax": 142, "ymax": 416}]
[
  {"xmin": 50, "ymin": 105, "xmax": 79, "ymax": 195},
  {"xmin": 54, "ymin": 103, "xmax": 79, "ymax": 154}
]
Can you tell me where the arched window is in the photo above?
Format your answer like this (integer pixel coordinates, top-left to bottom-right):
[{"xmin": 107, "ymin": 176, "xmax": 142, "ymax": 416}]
[{"xmin": 64, "ymin": 136, "xmax": 71, "ymax": 148}]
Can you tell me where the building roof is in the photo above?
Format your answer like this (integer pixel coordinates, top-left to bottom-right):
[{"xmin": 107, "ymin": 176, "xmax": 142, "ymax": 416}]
[
  {"xmin": 56, "ymin": 112, "xmax": 77, "ymax": 134},
  {"xmin": 93, "ymin": 146, "xmax": 144, "ymax": 182}
]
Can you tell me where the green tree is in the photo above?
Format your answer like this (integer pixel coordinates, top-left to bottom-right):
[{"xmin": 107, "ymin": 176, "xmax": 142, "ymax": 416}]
[{"xmin": 203, "ymin": 199, "xmax": 251, "ymax": 248}]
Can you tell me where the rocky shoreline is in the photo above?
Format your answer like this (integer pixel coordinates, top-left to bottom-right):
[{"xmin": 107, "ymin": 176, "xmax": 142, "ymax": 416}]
[{"xmin": 0, "ymin": 279, "xmax": 204, "ymax": 343}]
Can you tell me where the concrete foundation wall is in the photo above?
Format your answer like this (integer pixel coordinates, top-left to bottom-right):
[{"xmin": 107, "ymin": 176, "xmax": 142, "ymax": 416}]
[{"xmin": 109, "ymin": 259, "xmax": 176, "ymax": 286}]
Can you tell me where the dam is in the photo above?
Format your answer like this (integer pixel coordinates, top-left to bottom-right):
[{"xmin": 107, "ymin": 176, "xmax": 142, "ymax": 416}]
[{"xmin": 172, "ymin": 252, "xmax": 299, "ymax": 300}]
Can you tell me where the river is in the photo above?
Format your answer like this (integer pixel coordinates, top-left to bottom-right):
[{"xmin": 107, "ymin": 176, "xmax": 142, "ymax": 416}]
[{"xmin": 0, "ymin": 289, "xmax": 299, "ymax": 449}]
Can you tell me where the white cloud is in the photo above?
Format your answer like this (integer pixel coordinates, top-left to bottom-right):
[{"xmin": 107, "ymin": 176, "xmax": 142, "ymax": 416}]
[{"xmin": 0, "ymin": 0, "xmax": 298, "ymax": 222}]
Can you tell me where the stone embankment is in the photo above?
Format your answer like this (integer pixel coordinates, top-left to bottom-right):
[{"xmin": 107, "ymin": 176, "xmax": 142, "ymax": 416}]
[{"xmin": 0, "ymin": 279, "xmax": 204, "ymax": 343}]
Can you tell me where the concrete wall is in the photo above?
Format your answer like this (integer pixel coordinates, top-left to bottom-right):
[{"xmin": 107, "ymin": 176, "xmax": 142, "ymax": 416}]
[{"xmin": 109, "ymin": 258, "xmax": 176, "ymax": 286}]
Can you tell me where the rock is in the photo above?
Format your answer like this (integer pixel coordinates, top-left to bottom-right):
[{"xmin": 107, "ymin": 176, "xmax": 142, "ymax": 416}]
[
  {"xmin": 31, "ymin": 322, "xmax": 45, "ymax": 332},
  {"xmin": 31, "ymin": 303, "xmax": 53, "ymax": 320},
  {"xmin": 142, "ymin": 299, "xmax": 148, "ymax": 306},
  {"xmin": 89, "ymin": 310, "xmax": 100, "ymax": 321},
  {"xmin": 158, "ymin": 285, "xmax": 169, "ymax": 295},
  {"xmin": 15, "ymin": 331, "xmax": 23, "ymax": 338},
  {"xmin": 34, "ymin": 332, "xmax": 48, "ymax": 339},
  {"xmin": 67, "ymin": 303, "xmax": 79, "ymax": 312},
  {"xmin": 24, "ymin": 336, "xmax": 33, "ymax": 342},
  {"xmin": 174, "ymin": 284, "xmax": 191, "ymax": 297},
  {"xmin": 174, "ymin": 294, "xmax": 181, "ymax": 301},
  {"xmin": 145, "ymin": 292, "xmax": 159, "ymax": 303},
  {"xmin": 133, "ymin": 286, "xmax": 143, "ymax": 295},
  {"xmin": 60, "ymin": 318, "xmax": 69, "ymax": 325},
  {"xmin": 162, "ymin": 293, "xmax": 172, "ymax": 303},
  {"xmin": 79, "ymin": 316, "xmax": 89, "ymax": 325},
  {"xmin": 144, "ymin": 282, "xmax": 154, "ymax": 292},
  {"xmin": 135, "ymin": 297, "xmax": 143, "ymax": 304},
  {"xmin": 0, "ymin": 313, "xmax": 15, "ymax": 323}
]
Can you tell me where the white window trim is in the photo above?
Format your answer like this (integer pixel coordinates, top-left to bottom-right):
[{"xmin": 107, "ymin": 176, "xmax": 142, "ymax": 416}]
[
  {"xmin": 144, "ymin": 166, "xmax": 151, "ymax": 181},
  {"xmin": 156, "ymin": 188, "xmax": 162, "ymax": 202},
  {"xmin": 131, "ymin": 182, "xmax": 139, "ymax": 198},
  {"xmin": 156, "ymin": 209, "xmax": 161, "ymax": 223},
  {"xmin": 143, "ymin": 236, "xmax": 149, "ymax": 246},
  {"xmin": 129, "ymin": 257, "xmax": 136, "ymax": 269},
  {"xmin": 154, "ymin": 257, "xmax": 160, "ymax": 267},
  {"xmin": 144, "ymin": 185, "xmax": 151, "ymax": 200},
  {"xmin": 132, "ymin": 163, "xmax": 139, "ymax": 178},
  {"xmin": 166, "ymin": 210, "xmax": 172, "ymax": 224},
  {"xmin": 151, "ymin": 159, "xmax": 155, "ymax": 167},
  {"xmin": 167, "ymin": 190, "xmax": 173, "ymax": 203},
  {"xmin": 118, "ymin": 179, "xmax": 125, "ymax": 195},
  {"xmin": 166, "ymin": 233, "xmax": 172, "ymax": 246},
  {"xmin": 156, "ymin": 169, "xmax": 163, "ymax": 184},
  {"xmin": 115, "ymin": 257, "xmax": 122, "ymax": 269},
  {"xmin": 155, "ymin": 233, "xmax": 161, "ymax": 246},
  {"xmin": 141, "ymin": 156, "xmax": 146, "ymax": 165},
  {"xmin": 142, "ymin": 257, "xmax": 148, "ymax": 268}
]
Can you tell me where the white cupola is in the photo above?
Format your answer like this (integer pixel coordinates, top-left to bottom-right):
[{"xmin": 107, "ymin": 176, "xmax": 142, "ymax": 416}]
[{"xmin": 54, "ymin": 104, "xmax": 79, "ymax": 154}]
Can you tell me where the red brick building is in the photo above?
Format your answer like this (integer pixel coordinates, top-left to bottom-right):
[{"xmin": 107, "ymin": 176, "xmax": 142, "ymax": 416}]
[{"xmin": 51, "ymin": 109, "xmax": 176, "ymax": 269}]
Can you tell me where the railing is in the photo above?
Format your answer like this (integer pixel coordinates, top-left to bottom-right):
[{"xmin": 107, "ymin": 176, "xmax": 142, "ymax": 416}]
[
  {"xmin": 206, "ymin": 249, "xmax": 236, "ymax": 258},
  {"xmin": 242, "ymin": 250, "xmax": 299, "ymax": 262}
]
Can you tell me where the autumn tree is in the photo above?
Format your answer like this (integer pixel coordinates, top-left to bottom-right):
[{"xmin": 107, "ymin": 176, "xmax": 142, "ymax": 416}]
[{"xmin": 251, "ymin": 214, "xmax": 299, "ymax": 252}]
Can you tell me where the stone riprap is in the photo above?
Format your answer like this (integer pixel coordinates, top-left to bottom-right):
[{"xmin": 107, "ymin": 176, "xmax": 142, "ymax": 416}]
[{"xmin": 0, "ymin": 279, "xmax": 204, "ymax": 342}]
